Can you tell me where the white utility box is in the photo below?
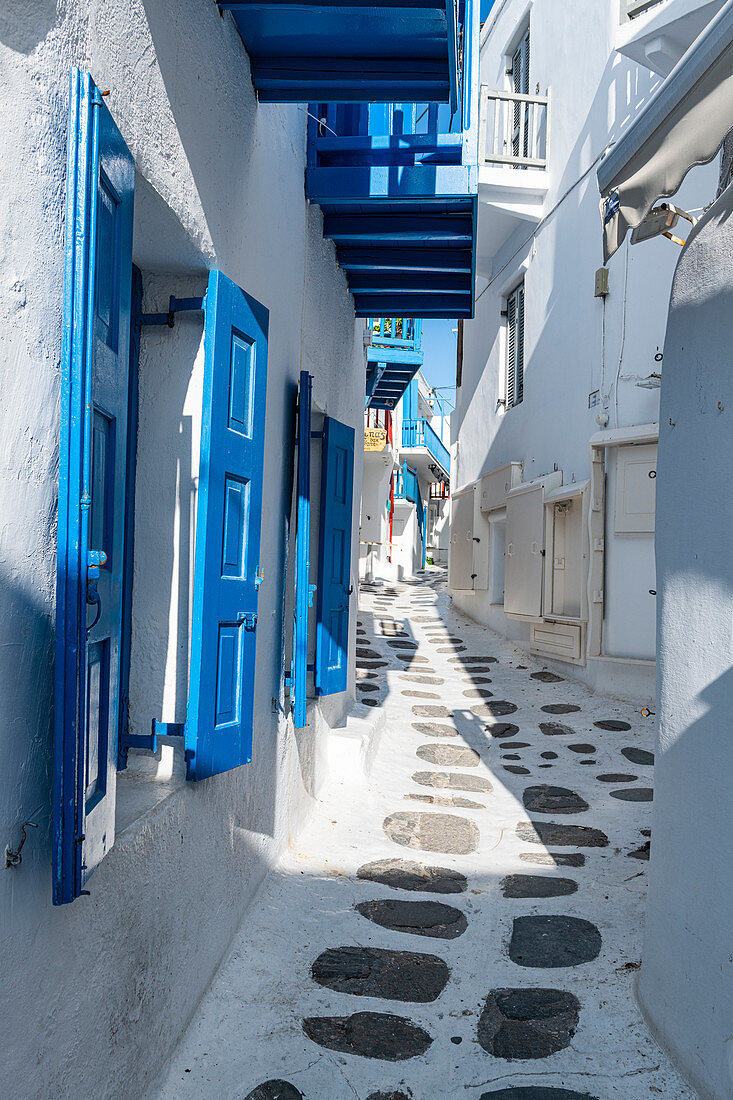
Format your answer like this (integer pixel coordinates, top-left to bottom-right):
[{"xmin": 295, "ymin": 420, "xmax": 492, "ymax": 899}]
[
  {"xmin": 504, "ymin": 470, "xmax": 562, "ymax": 619},
  {"xmin": 614, "ymin": 443, "xmax": 657, "ymax": 533},
  {"xmin": 449, "ymin": 486, "xmax": 476, "ymax": 591},
  {"xmin": 530, "ymin": 620, "xmax": 584, "ymax": 661},
  {"xmin": 543, "ymin": 481, "xmax": 590, "ymax": 622},
  {"xmin": 480, "ymin": 461, "xmax": 523, "ymax": 513}
]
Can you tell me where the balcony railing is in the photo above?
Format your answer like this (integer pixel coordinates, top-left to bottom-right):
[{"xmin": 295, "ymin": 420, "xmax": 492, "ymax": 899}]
[
  {"xmin": 401, "ymin": 417, "xmax": 450, "ymax": 475},
  {"xmin": 370, "ymin": 317, "xmax": 423, "ymax": 355},
  {"xmin": 627, "ymin": 0, "xmax": 665, "ymax": 17},
  {"xmin": 393, "ymin": 464, "xmax": 419, "ymax": 504},
  {"xmin": 480, "ymin": 87, "xmax": 548, "ymax": 169}
]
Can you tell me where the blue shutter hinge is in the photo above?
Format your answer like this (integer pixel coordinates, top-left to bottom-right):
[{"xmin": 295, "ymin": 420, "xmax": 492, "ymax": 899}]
[
  {"xmin": 139, "ymin": 295, "xmax": 205, "ymax": 329},
  {"xmin": 255, "ymin": 567, "xmax": 265, "ymax": 587},
  {"xmin": 119, "ymin": 718, "xmax": 184, "ymax": 768},
  {"xmin": 308, "ymin": 583, "xmax": 317, "ymax": 608},
  {"xmin": 237, "ymin": 611, "xmax": 258, "ymax": 630}
]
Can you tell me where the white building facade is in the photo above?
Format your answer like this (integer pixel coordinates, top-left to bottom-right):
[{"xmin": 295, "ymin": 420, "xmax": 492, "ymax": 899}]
[{"xmin": 450, "ymin": 0, "xmax": 721, "ymax": 702}]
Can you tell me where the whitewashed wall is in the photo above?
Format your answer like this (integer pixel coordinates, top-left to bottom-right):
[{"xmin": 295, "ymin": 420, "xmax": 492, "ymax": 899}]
[
  {"xmin": 0, "ymin": 2, "xmax": 363, "ymax": 1097},
  {"xmin": 640, "ymin": 184, "xmax": 733, "ymax": 1100},
  {"xmin": 451, "ymin": 0, "xmax": 717, "ymax": 696}
]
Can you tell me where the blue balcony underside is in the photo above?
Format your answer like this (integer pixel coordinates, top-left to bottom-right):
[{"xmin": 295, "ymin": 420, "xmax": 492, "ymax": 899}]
[
  {"xmin": 316, "ymin": 197, "xmax": 476, "ymax": 317},
  {"xmin": 219, "ymin": 0, "xmax": 459, "ymax": 103},
  {"xmin": 367, "ymin": 361, "xmax": 421, "ymax": 408}
]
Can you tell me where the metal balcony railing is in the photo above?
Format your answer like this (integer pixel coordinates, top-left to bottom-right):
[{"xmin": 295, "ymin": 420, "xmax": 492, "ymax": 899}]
[
  {"xmin": 401, "ymin": 418, "xmax": 451, "ymax": 475},
  {"xmin": 480, "ymin": 87, "xmax": 549, "ymax": 169},
  {"xmin": 393, "ymin": 464, "xmax": 418, "ymax": 504},
  {"xmin": 370, "ymin": 317, "xmax": 423, "ymax": 354}
]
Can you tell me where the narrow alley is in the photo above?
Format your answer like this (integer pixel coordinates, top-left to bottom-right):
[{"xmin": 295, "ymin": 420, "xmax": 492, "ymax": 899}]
[{"xmin": 156, "ymin": 570, "xmax": 690, "ymax": 1100}]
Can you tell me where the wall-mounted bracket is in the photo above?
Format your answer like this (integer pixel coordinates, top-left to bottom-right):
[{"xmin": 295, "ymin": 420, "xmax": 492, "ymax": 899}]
[
  {"xmin": 119, "ymin": 718, "xmax": 185, "ymax": 767},
  {"xmin": 139, "ymin": 295, "xmax": 205, "ymax": 329}
]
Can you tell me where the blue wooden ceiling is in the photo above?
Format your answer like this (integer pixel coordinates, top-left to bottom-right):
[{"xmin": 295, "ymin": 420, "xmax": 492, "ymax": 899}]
[{"xmin": 218, "ymin": 0, "xmax": 459, "ymax": 103}]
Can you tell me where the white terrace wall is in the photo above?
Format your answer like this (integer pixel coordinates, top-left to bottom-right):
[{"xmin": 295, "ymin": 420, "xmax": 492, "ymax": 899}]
[
  {"xmin": 640, "ymin": 184, "xmax": 733, "ymax": 1100},
  {"xmin": 0, "ymin": 3, "xmax": 363, "ymax": 1098},
  {"xmin": 451, "ymin": 0, "xmax": 717, "ymax": 697}
]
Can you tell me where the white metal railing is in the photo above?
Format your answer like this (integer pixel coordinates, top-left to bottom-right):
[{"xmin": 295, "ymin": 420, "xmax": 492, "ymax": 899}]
[{"xmin": 480, "ymin": 86, "xmax": 549, "ymax": 169}]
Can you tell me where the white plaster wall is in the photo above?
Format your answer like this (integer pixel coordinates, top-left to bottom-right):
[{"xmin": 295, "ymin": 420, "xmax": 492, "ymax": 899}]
[
  {"xmin": 0, "ymin": 2, "xmax": 364, "ymax": 1097},
  {"xmin": 452, "ymin": 0, "xmax": 718, "ymax": 684},
  {"xmin": 639, "ymin": 184, "xmax": 733, "ymax": 1100}
]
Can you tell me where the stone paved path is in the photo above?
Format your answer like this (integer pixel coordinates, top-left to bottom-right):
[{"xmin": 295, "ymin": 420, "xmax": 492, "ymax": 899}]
[{"xmin": 155, "ymin": 570, "xmax": 697, "ymax": 1100}]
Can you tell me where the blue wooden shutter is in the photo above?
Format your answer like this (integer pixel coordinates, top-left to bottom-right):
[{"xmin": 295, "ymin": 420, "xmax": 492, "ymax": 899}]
[
  {"xmin": 291, "ymin": 371, "xmax": 313, "ymax": 728},
  {"xmin": 315, "ymin": 416, "xmax": 355, "ymax": 696},
  {"xmin": 54, "ymin": 69, "xmax": 134, "ymax": 904},
  {"xmin": 186, "ymin": 270, "xmax": 269, "ymax": 779}
]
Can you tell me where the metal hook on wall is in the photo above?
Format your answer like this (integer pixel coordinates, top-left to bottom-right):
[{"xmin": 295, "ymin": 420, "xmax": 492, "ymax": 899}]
[{"xmin": 5, "ymin": 822, "xmax": 38, "ymax": 869}]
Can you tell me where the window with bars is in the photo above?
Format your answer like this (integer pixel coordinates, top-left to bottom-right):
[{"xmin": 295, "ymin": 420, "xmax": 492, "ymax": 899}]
[{"xmin": 505, "ymin": 281, "xmax": 525, "ymax": 409}]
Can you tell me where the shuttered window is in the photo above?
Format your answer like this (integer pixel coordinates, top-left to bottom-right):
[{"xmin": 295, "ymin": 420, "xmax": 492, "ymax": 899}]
[{"xmin": 506, "ymin": 281, "xmax": 525, "ymax": 409}]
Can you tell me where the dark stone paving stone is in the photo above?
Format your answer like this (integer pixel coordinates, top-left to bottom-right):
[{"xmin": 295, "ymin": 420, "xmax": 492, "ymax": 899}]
[
  {"xmin": 628, "ymin": 840, "xmax": 651, "ymax": 860},
  {"xmin": 402, "ymin": 690, "xmax": 441, "ymax": 700},
  {"xmin": 357, "ymin": 648, "xmax": 381, "ymax": 659},
  {"xmin": 356, "ymin": 898, "xmax": 467, "ymax": 940},
  {"xmin": 597, "ymin": 773, "xmax": 637, "ymax": 783},
  {"xmin": 356, "ymin": 669, "xmax": 378, "ymax": 680},
  {"xmin": 411, "ymin": 722, "xmax": 458, "ymax": 738},
  {"xmin": 367, "ymin": 1092, "xmax": 413, "ymax": 1100},
  {"xmin": 523, "ymin": 786, "xmax": 589, "ymax": 815},
  {"xmin": 463, "ymin": 675, "xmax": 493, "ymax": 685},
  {"xmin": 541, "ymin": 704, "xmax": 581, "ymax": 715},
  {"xmin": 302, "ymin": 1011, "xmax": 432, "ymax": 1061},
  {"xmin": 384, "ymin": 811, "xmax": 480, "ymax": 855},
  {"xmin": 520, "ymin": 852, "xmax": 586, "ymax": 868},
  {"xmin": 502, "ymin": 754, "xmax": 521, "ymax": 761},
  {"xmin": 357, "ymin": 660, "xmax": 388, "ymax": 670},
  {"xmin": 449, "ymin": 655, "xmax": 498, "ymax": 663},
  {"xmin": 621, "ymin": 746, "xmax": 654, "ymax": 766},
  {"xmin": 538, "ymin": 764, "xmax": 553, "ymax": 769},
  {"xmin": 357, "ymin": 682, "xmax": 380, "ymax": 692},
  {"xmin": 416, "ymin": 743, "xmax": 480, "ymax": 767},
  {"xmin": 400, "ymin": 675, "xmax": 445, "ymax": 685},
  {"xmin": 530, "ymin": 671, "xmax": 565, "ymax": 683},
  {"xmin": 539, "ymin": 722, "xmax": 576, "ymax": 737},
  {"xmin": 472, "ymin": 701, "xmax": 518, "ymax": 717},
  {"xmin": 412, "ymin": 704, "xmax": 453, "ymax": 718},
  {"xmin": 504, "ymin": 765, "xmax": 531, "ymax": 775},
  {"xmin": 480, "ymin": 1089, "xmax": 597, "ymax": 1099},
  {"xmin": 477, "ymin": 987, "xmax": 580, "ymax": 1059},
  {"xmin": 415, "ymin": 615, "xmax": 442, "ymax": 623},
  {"xmin": 311, "ymin": 945, "xmax": 449, "ymax": 1002},
  {"xmin": 568, "ymin": 743, "xmax": 595, "ymax": 754},
  {"xmin": 517, "ymin": 821, "xmax": 609, "ymax": 848},
  {"xmin": 406, "ymin": 793, "xmax": 485, "ymax": 809},
  {"xmin": 413, "ymin": 770, "xmax": 493, "ymax": 794},
  {"xmin": 501, "ymin": 874, "xmax": 578, "ymax": 899},
  {"xmin": 509, "ymin": 915, "xmax": 602, "ymax": 968},
  {"xmin": 438, "ymin": 646, "xmax": 466, "ymax": 654},
  {"xmin": 488, "ymin": 723, "xmax": 520, "ymax": 739},
  {"xmin": 387, "ymin": 639, "xmax": 418, "ymax": 649},
  {"xmin": 362, "ymin": 698, "xmax": 379, "ymax": 707},
  {"xmin": 357, "ymin": 858, "xmax": 467, "ymax": 894},
  {"xmin": 397, "ymin": 653, "xmax": 429, "ymax": 663},
  {"xmin": 541, "ymin": 751, "xmax": 558, "ymax": 760},
  {"xmin": 502, "ymin": 741, "xmax": 531, "ymax": 749},
  {"xmin": 578, "ymin": 760, "xmax": 596, "ymax": 765},
  {"xmin": 463, "ymin": 687, "xmax": 495, "ymax": 699},
  {"xmin": 244, "ymin": 1082, "xmax": 304, "ymax": 1100},
  {"xmin": 595, "ymin": 719, "xmax": 631, "ymax": 731},
  {"xmin": 611, "ymin": 787, "xmax": 653, "ymax": 802}
]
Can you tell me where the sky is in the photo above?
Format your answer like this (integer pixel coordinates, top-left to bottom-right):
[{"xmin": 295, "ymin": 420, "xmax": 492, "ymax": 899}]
[{"xmin": 420, "ymin": 318, "xmax": 459, "ymax": 397}]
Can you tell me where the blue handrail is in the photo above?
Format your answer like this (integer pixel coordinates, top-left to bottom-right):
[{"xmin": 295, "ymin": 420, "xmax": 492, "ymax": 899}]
[{"xmin": 401, "ymin": 417, "xmax": 450, "ymax": 474}]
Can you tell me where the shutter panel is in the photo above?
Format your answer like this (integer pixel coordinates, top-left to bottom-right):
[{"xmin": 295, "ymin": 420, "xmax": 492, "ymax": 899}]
[
  {"xmin": 516, "ymin": 283, "xmax": 525, "ymax": 405},
  {"xmin": 54, "ymin": 69, "xmax": 134, "ymax": 904},
  {"xmin": 315, "ymin": 417, "xmax": 355, "ymax": 696},
  {"xmin": 292, "ymin": 371, "xmax": 313, "ymax": 727},
  {"xmin": 186, "ymin": 270, "xmax": 269, "ymax": 780},
  {"xmin": 506, "ymin": 289, "xmax": 516, "ymax": 408}
]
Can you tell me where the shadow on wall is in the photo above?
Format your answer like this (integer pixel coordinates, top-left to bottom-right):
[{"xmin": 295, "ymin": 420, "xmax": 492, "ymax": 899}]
[{"xmin": 0, "ymin": 0, "xmax": 58, "ymax": 54}]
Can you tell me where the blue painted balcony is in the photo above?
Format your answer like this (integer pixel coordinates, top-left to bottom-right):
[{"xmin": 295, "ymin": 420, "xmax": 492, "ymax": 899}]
[
  {"xmin": 218, "ymin": 0, "xmax": 461, "ymax": 103},
  {"xmin": 366, "ymin": 317, "xmax": 423, "ymax": 409},
  {"xmin": 393, "ymin": 463, "xmax": 419, "ymax": 503},
  {"xmin": 401, "ymin": 416, "xmax": 450, "ymax": 480},
  {"xmin": 306, "ymin": 0, "xmax": 479, "ymax": 318}
]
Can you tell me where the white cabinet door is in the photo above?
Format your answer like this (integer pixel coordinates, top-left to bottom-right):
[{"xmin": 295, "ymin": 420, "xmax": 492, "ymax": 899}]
[
  {"xmin": 449, "ymin": 488, "xmax": 475, "ymax": 591},
  {"xmin": 505, "ymin": 472, "xmax": 562, "ymax": 618},
  {"xmin": 614, "ymin": 443, "xmax": 657, "ymax": 533}
]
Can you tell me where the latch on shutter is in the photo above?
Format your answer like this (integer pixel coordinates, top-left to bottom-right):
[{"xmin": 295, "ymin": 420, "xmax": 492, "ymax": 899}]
[{"xmin": 237, "ymin": 611, "xmax": 258, "ymax": 630}]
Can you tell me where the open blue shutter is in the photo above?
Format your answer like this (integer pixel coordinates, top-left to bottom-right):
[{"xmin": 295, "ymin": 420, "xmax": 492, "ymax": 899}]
[
  {"xmin": 291, "ymin": 371, "xmax": 313, "ymax": 728},
  {"xmin": 315, "ymin": 417, "xmax": 355, "ymax": 696},
  {"xmin": 186, "ymin": 270, "xmax": 268, "ymax": 780},
  {"xmin": 54, "ymin": 69, "xmax": 134, "ymax": 904}
]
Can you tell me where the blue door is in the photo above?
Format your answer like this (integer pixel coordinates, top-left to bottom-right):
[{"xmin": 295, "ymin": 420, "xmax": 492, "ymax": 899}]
[
  {"xmin": 315, "ymin": 417, "xmax": 355, "ymax": 696},
  {"xmin": 54, "ymin": 69, "xmax": 135, "ymax": 904},
  {"xmin": 186, "ymin": 270, "xmax": 269, "ymax": 780}
]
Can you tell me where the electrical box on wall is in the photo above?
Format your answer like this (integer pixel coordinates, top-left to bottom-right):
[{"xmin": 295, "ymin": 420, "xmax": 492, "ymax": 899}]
[
  {"xmin": 449, "ymin": 487, "xmax": 476, "ymax": 591},
  {"xmin": 504, "ymin": 470, "xmax": 563, "ymax": 620},
  {"xmin": 594, "ymin": 267, "xmax": 609, "ymax": 297},
  {"xmin": 614, "ymin": 443, "xmax": 657, "ymax": 533},
  {"xmin": 543, "ymin": 481, "xmax": 590, "ymax": 622},
  {"xmin": 480, "ymin": 461, "xmax": 523, "ymax": 513}
]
